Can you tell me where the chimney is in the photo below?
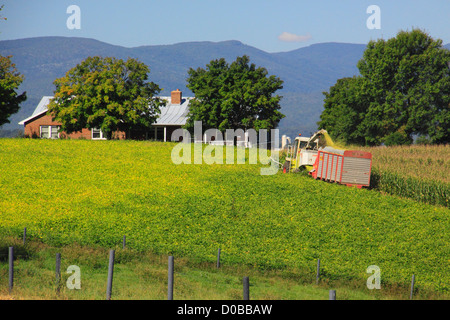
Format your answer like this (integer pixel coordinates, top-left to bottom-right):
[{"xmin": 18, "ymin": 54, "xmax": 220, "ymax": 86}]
[{"xmin": 171, "ymin": 89, "xmax": 182, "ymax": 104}]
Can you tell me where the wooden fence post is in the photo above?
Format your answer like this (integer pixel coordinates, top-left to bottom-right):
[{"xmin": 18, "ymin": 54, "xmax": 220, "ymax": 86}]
[
  {"xmin": 316, "ymin": 258, "xmax": 320, "ymax": 284},
  {"xmin": 8, "ymin": 247, "xmax": 14, "ymax": 293},
  {"xmin": 329, "ymin": 290, "xmax": 336, "ymax": 300},
  {"xmin": 217, "ymin": 248, "xmax": 221, "ymax": 268},
  {"xmin": 168, "ymin": 256, "xmax": 174, "ymax": 300},
  {"xmin": 55, "ymin": 253, "xmax": 61, "ymax": 293},
  {"xmin": 243, "ymin": 276, "xmax": 250, "ymax": 300},
  {"xmin": 410, "ymin": 274, "xmax": 415, "ymax": 300},
  {"xmin": 106, "ymin": 250, "xmax": 115, "ymax": 300}
]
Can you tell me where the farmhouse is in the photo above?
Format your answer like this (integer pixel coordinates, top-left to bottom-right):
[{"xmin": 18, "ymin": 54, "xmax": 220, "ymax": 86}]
[{"xmin": 18, "ymin": 89, "xmax": 192, "ymax": 141}]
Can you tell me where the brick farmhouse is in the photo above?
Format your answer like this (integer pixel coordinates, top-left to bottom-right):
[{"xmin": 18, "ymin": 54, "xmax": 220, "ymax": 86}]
[{"xmin": 19, "ymin": 89, "xmax": 191, "ymax": 141}]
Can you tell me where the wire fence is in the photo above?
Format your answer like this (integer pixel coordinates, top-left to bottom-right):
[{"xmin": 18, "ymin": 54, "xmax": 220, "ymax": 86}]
[{"xmin": 1, "ymin": 227, "xmax": 420, "ymax": 300}]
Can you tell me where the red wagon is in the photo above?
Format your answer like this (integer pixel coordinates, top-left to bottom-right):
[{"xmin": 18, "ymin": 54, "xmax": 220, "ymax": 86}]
[{"xmin": 309, "ymin": 147, "xmax": 372, "ymax": 188}]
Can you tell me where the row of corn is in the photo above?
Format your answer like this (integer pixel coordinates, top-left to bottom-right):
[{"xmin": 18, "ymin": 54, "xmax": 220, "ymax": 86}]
[{"xmin": 370, "ymin": 168, "xmax": 449, "ymax": 207}]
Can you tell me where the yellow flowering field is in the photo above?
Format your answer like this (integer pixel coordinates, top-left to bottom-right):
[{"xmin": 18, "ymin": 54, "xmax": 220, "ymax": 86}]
[{"xmin": 0, "ymin": 139, "xmax": 449, "ymax": 293}]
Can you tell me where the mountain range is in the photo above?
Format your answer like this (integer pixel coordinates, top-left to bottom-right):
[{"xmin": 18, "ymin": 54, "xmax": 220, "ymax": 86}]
[{"xmin": 1, "ymin": 36, "xmax": 449, "ymax": 138}]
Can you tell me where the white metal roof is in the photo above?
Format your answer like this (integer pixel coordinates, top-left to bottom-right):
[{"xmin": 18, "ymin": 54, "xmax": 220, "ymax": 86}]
[
  {"xmin": 19, "ymin": 96, "xmax": 192, "ymax": 126},
  {"xmin": 155, "ymin": 97, "xmax": 192, "ymax": 126},
  {"xmin": 18, "ymin": 96, "xmax": 53, "ymax": 125}
]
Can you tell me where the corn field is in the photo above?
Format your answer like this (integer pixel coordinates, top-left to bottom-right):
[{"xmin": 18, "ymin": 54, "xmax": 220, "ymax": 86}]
[{"xmin": 360, "ymin": 144, "xmax": 449, "ymax": 207}]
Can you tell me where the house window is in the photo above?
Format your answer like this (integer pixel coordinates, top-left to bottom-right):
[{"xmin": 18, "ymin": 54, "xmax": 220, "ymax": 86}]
[
  {"xmin": 92, "ymin": 128, "xmax": 106, "ymax": 140},
  {"xmin": 40, "ymin": 125, "xmax": 60, "ymax": 139}
]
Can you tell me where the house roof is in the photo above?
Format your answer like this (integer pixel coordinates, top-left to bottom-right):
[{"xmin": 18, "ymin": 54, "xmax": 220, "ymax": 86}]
[
  {"xmin": 18, "ymin": 96, "xmax": 53, "ymax": 125},
  {"xmin": 155, "ymin": 97, "xmax": 192, "ymax": 126},
  {"xmin": 19, "ymin": 96, "xmax": 192, "ymax": 126}
]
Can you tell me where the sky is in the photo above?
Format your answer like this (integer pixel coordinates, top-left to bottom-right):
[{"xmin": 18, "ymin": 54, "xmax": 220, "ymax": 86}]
[{"xmin": 1, "ymin": 0, "xmax": 449, "ymax": 52}]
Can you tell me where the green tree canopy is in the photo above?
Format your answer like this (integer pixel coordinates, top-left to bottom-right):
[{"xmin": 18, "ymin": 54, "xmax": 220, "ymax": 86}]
[
  {"xmin": 319, "ymin": 29, "xmax": 450, "ymax": 145},
  {"xmin": 48, "ymin": 56, "xmax": 164, "ymax": 139},
  {"xmin": 185, "ymin": 55, "xmax": 284, "ymax": 132},
  {"xmin": 0, "ymin": 55, "xmax": 26, "ymax": 127}
]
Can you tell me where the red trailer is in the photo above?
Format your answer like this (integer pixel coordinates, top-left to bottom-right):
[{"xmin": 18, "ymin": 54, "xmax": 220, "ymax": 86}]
[{"xmin": 309, "ymin": 147, "xmax": 372, "ymax": 188}]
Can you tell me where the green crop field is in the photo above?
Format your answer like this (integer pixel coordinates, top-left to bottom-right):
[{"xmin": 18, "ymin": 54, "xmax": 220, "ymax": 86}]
[{"xmin": 0, "ymin": 139, "xmax": 449, "ymax": 296}]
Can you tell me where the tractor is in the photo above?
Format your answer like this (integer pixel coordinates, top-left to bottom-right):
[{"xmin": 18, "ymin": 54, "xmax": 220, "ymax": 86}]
[{"xmin": 282, "ymin": 129, "xmax": 327, "ymax": 173}]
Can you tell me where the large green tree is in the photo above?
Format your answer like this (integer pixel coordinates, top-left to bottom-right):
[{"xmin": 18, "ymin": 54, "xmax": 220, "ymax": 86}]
[
  {"xmin": 48, "ymin": 56, "xmax": 164, "ymax": 139},
  {"xmin": 320, "ymin": 76, "xmax": 369, "ymax": 145},
  {"xmin": 0, "ymin": 55, "xmax": 27, "ymax": 126},
  {"xmin": 185, "ymin": 55, "xmax": 284, "ymax": 132},
  {"xmin": 319, "ymin": 29, "xmax": 450, "ymax": 145}
]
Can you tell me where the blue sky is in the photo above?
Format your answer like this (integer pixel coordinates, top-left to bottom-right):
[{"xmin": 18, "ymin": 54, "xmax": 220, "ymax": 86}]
[{"xmin": 1, "ymin": 0, "xmax": 449, "ymax": 52}]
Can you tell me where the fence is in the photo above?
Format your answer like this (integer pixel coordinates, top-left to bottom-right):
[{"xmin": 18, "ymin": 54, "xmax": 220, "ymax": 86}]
[{"xmin": 2, "ymin": 227, "xmax": 420, "ymax": 300}]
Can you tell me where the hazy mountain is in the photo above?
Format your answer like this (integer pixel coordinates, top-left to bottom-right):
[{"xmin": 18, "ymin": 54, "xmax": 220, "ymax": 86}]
[{"xmin": 0, "ymin": 36, "xmax": 376, "ymax": 138}]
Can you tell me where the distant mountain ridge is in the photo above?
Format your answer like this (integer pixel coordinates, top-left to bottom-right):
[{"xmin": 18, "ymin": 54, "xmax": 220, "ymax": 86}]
[{"xmin": 1, "ymin": 36, "xmax": 448, "ymax": 138}]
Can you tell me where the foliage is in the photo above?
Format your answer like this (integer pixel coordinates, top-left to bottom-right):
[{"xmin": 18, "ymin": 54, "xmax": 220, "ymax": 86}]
[
  {"xmin": 415, "ymin": 135, "xmax": 432, "ymax": 145},
  {"xmin": 0, "ymin": 139, "xmax": 449, "ymax": 293},
  {"xmin": 319, "ymin": 29, "xmax": 450, "ymax": 145},
  {"xmin": 319, "ymin": 77, "xmax": 367, "ymax": 145},
  {"xmin": 0, "ymin": 55, "xmax": 26, "ymax": 126},
  {"xmin": 371, "ymin": 168, "xmax": 448, "ymax": 207},
  {"xmin": 361, "ymin": 144, "xmax": 449, "ymax": 206},
  {"xmin": 185, "ymin": 55, "xmax": 285, "ymax": 132},
  {"xmin": 47, "ymin": 56, "xmax": 164, "ymax": 139},
  {"xmin": 383, "ymin": 126, "xmax": 413, "ymax": 146},
  {"xmin": 361, "ymin": 144, "xmax": 450, "ymax": 183}
]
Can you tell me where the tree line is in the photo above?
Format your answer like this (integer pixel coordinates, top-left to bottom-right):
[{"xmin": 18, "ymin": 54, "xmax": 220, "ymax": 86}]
[
  {"xmin": 1, "ymin": 28, "xmax": 449, "ymax": 145},
  {"xmin": 0, "ymin": 54, "xmax": 285, "ymax": 139}
]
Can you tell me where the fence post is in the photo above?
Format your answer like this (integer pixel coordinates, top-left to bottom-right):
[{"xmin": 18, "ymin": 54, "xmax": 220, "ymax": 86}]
[
  {"xmin": 316, "ymin": 258, "xmax": 320, "ymax": 285},
  {"xmin": 243, "ymin": 276, "xmax": 250, "ymax": 300},
  {"xmin": 23, "ymin": 227, "xmax": 27, "ymax": 246},
  {"xmin": 106, "ymin": 249, "xmax": 115, "ymax": 300},
  {"xmin": 329, "ymin": 290, "xmax": 336, "ymax": 300},
  {"xmin": 217, "ymin": 248, "xmax": 221, "ymax": 268},
  {"xmin": 8, "ymin": 247, "xmax": 14, "ymax": 293},
  {"xmin": 55, "ymin": 253, "xmax": 61, "ymax": 293},
  {"xmin": 410, "ymin": 274, "xmax": 415, "ymax": 300},
  {"xmin": 168, "ymin": 256, "xmax": 174, "ymax": 300}
]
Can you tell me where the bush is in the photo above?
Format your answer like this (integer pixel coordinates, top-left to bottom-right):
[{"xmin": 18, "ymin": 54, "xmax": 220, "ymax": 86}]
[
  {"xmin": 383, "ymin": 130, "xmax": 412, "ymax": 146},
  {"xmin": 415, "ymin": 135, "xmax": 432, "ymax": 145}
]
